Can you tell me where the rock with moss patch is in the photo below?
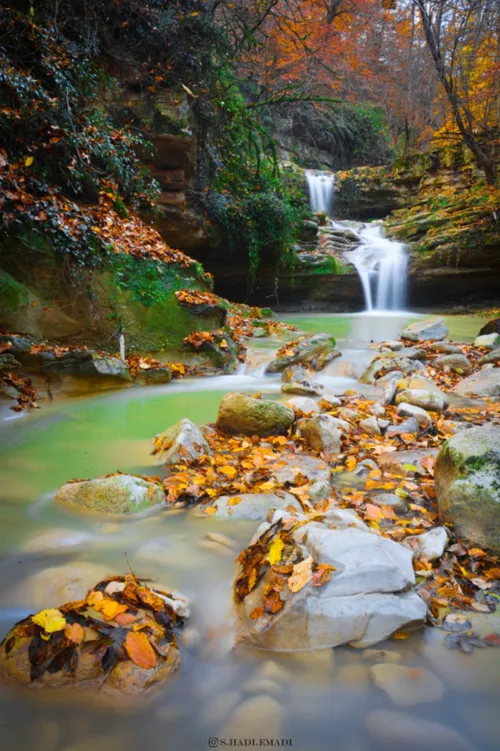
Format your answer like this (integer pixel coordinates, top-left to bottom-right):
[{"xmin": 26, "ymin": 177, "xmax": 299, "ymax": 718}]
[
  {"xmin": 55, "ymin": 475, "xmax": 165, "ymax": 515},
  {"xmin": 435, "ymin": 424, "xmax": 500, "ymax": 553},
  {"xmin": 216, "ymin": 393, "xmax": 294, "ymax": 437},
  {"xmin": 474, "ymin": 333, "xmax": 500, "ymax": 350}
]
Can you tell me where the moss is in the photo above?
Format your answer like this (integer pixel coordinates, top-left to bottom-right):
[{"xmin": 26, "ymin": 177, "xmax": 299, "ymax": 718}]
[{"xmin": 0, "ymin": 269, "xmax": 30, "ymax": 316}]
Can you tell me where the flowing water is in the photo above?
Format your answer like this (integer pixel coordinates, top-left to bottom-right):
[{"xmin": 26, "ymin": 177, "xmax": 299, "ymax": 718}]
[
  {"xmin": 305, "ymin": 172, "xmax": 409, "ymax": 312},
  {"xmin": 0, "ymin": 313, "xmax": 498, "ymax": 751}
]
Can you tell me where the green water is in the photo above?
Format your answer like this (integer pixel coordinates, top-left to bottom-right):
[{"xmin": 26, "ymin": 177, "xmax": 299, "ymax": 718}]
[{"xmin": 0, "ymin": 313, "xmax": 498, "ymax": 751}]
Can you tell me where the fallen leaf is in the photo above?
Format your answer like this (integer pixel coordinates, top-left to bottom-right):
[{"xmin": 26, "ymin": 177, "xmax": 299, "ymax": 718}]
[
  {"xmin": 268, "ymin": 536, "xmax": 284, "ymax": 565},
  {"xmin": 124, "ymin": 630, "xmax": 156, "ymax": 669},
  {"xmin": 32, "ymin": 608, "xmax": 66, "ymax": 633},
  {"xmin": 64, "ymin": 622, "xmax": 84, "ymax": 644}
]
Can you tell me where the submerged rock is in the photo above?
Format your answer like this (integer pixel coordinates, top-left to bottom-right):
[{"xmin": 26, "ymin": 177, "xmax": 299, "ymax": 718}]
[
  {"xmin": 365, "ymin": 710, "xmax": 475, "ymax": 751},
  {"xmin": 265, "ymin": 333, "xmax": 336, "ymax": 374},
  {"xmin": 235, "ymin": 510, "xmax": 426, "ymax": 650},
  {"xmin": 435, "ymin": 423, "xmax": 500, "ymax": 553},
  {"xmin": 216, "ymin": 392, "xmax": 294, "ymax": 437},
  {"xmin": 55, "ymin": 475, "xmax": 165, "ymax": 515},
  {"xmin": 370, "ymin": 664, "xmax": 444, "ymax": 706},
  {"xmin": 296, "ymin": 414, "xmax": 341, "ymax": 453},
  {"xmin": 402, "ymin": 317, "xmax": 448, "ymax": 342},
  {"xmin": 453, "ymin": 368, "xmax": 500, "ymax": 397},
  {"xmin": 153, "ymin": 418, "xmax": 210, "ymax": 465},
  {"xmin": 0, "ymin": 576, "xmax": 186, "ymax": 697}
]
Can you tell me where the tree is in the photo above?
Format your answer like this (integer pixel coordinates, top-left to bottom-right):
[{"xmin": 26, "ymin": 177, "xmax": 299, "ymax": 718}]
[{"xmin": 411, "ymin": 0, "xmax": 499, "ymax": 183}]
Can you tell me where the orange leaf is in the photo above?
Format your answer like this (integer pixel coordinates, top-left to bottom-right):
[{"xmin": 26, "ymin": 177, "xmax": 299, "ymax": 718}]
[
  {"xmin": 64, "ymin": 622, "xmax": 84, "ymax": 644},
  {"xmin": 124, "ymin": 630, "xmax": 156, "ymax": 670}
]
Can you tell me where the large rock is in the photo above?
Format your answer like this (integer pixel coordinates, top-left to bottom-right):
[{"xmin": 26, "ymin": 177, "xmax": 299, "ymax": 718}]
[
  {"xmin": 435, "ymin": 424, "xmax": 500, "ymax": 553},
  {"xmin": 216, "ymin": 393, "xmax": 294, "ymax": 437},
  {"xmin": 360, "ymin": 357, "xmax": 425, "ymax": 385},
  {"xmin": 0, "ymin": 576, "xmax": 185, "ymax": 697},
  {"xmin": 38, "ymin": 350, "xmax": 131, "ymax": 381},
  {"xmin": 402, "ymin": 317, "xmax": 448, "ymax": 342},
  {"xmin": 428, "ymin": 342, "xmax": 463, "ymax": 354},
  {"xmin": 395, "ymin": 388, "xmax": 445, "ymax": 411},
  {"xmin": 153, "ymin": 418, "xmax": 210, "ymax": 465},
  {"xmin": 55, "ymin": 475, "xmax": 165, "ymax": 515},
  {"xmin": 265, "ymin": 334, "xmax": 336, "ymax": 374},
  {"xmin": 396, "ymin": 375, "xmax": 449, "ymax": 405},
  {"xmin": 207, "ymin": 492, "xmax": 301, "ymax": 521},
  {"xmin": 478, "ymin": 318, "xmax": 500, "ymax": 337},
  {"xmin": 296, "ymin": 414, "xmax": 341, "ymax": 453},
  {"xmin": 235, "ymin": 510, "xmax": 426, "ymax": 650},
  {"xmin": 403, "ymin": 527, "xmax": 449, "ymax": 561},
  {"xmin": 434, "ymin": 354, "xmax": 471, "ymax": 374},
  {"xmin": 453, "ymin": 368, "xmax": 500, "ymax": 397}
]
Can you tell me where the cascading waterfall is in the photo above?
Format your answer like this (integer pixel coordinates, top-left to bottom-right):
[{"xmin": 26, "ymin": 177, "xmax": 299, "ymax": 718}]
[
  {"xmin": 305, "ymin": 170, "xmax": 334, "ymax": 216},
  {"xmin": 305, "ymin": 170, "xmax": 408, "ymax": 312},
  {"xmin": 347, "ymin": 223, "xmax": 408, "ymax": 311}
]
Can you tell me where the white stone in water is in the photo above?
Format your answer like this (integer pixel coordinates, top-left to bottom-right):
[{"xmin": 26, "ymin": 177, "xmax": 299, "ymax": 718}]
[
  {"xmin": 370, "ymin": 663, "xmax": 445, "ymax": 706},
  {"xmin": 208, "ymin": 492, "xmax": 301, "ymax": 521},
  {"xmin": 285, "ymin": 396, "xmax": 320, "ymax": 415},
  {"xmin": 402, "ymin": 317, "xmax": 448, "ymax": 342},
  {"xmin": 242, "ymin": 678, "xmax": 283, "ymax": 696},
  {"xmin": 154, "ymin": 418, "xmax": 210, "ymax": 465},
  {"xmin": 200, "ymin": 691, "xmax": 242, "ymax": 726},
  {"xmin": 395, "ymin": 388, "xmax": 445, "ymax": 411},
  {"xmin": 20, "ymin": 528, "xmax": 89, "ymax": 554},
  {"xmin": 474, "ymin": 333, "xmax": 500, "ymax": 350},
  {"xmin": 256, "ymin": 660, "xmax": 291, "ymax": 683},
  {"xmin": 403, "ymin": 526, "xmax": 449, "ymax": 561},
  {"xmin": 365, "ymin": 710, "xmax": 475, "ymax": 751}
]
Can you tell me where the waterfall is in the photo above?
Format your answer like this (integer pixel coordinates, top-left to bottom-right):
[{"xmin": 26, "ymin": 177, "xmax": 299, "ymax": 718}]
[
  {"xmin": 347, "ymin": 223, "xmax": 408, "ymax": 312},
  {"xmin": 305, "ymin": 170, "xmax": 334, "ymax": 216}
]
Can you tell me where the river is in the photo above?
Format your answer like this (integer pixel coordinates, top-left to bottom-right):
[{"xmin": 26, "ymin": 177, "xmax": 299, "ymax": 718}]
[{"xmin": 0, "ymin": 313, "xmax": 498, "ymax": 751}]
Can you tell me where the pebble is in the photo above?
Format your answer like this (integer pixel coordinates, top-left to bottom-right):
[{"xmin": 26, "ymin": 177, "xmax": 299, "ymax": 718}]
[
  {"xmin": 201, "ymin": 691, "xmax": 242, "ymax": 726},
  {"xmin": 256, "ymin": 660, "xmax": 291, "ymax": 683},
  {"xmin": 360, "ymin": 649, "xmax": 401, "ymax": 663},
  {"xmin": 198, "ymin": 539, "xmax": 234, "ymax": 556},
  {"xmin": 336, "ymin": 664, "xmax": 370, "ymax": 685},
  {"xmin": 206, "ymin": 532, "xmax": 237, "ymax": 549},
  {"xmin": 20, "ymin": 528, "xmax": 89, "ymax": 554},
  {"xmin": 242, "ymin": 678, "xmax": 283, "ymax": 696},
  {"xmin": 180, "ymin": 626, "xmax": 203, "ymax": 649},
  {"xmin": 370, "ymin": 663, "xmax": 445, "ymax": 706}
]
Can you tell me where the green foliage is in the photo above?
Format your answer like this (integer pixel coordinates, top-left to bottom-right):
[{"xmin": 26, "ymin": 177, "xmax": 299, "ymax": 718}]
[
  {"xmin": 286, "ymin": 101, "xmax": 393, "ymax": 169},
  {"xmin": 309, "ymin": 257, "xmax": 346, "ymax": 275},
  {"xmin": 109, "ymin": 255, "xmax": 189, "ymax": 308}
]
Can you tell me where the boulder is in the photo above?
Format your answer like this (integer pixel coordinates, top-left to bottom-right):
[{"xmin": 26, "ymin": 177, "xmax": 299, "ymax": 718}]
[
  {"xmin": 296, "ymin": 414, "xmax": 341, "ymax": 453},
  {"xmin": 0, "ymin": 576, "xmax": 186, "ymax": 697},
  {"xmin": 365, "ymin": 710, "xmax": 475, "ymax": 751},
  {"xmin": 38, "ymin": 351, "xmax": 131, "ymax": 381},
  {"xmin": 55, "ymin": 475, "xmax": 165, "ymax": 515},
  {"xmin": 478, "ymin": 348, "xmax": 500, "ymax": 365},
  {"xmin": 370, "ymin": 664, "xmax": 444, "ymax": 706},
  {"xmin": 153, "ymin": 418, "xmax": 210, "ymax": 465},
  {"xmin": 396, "ymin": 402, "xmax": 432, "ymax": 430},
  {"xmin": 434, "ymin": 354, "xmax": 471, "ymax": 374},
  {"xmin": 478, "ymin": 318, "xmax": 500, "ymax": 337},
  {"xmin": 281, "ymin": 379, "xmax": 324, "ymax": 397},
  {"xmin": 395, "ymin": 388, "xmax": 445, "ymax": 411},
  {"xmin": 376, "ymin": 371, "xmax": 403, "ymax": 405},
  {"xmin": 435, "ymin": 424, "xmax": 500, "ymax": 553},
  {"xmin": 136, "ymin": 366, "xmax": 172, "ymax": 385},
  {"xmin": 360, "ymin": 357, "xmax": 425, "ymax": 385},
  {"xmin": 402, "ymin": 317, "xmax": 448, "ymax": 342},
  {"xmin": 285, "ymin": 397, "xmax": 320, "ymax": 415},
  {"xmin": 453, "ymin": 368, "xmax": 500, "ymax": 397},
  {"xmin": 428, "ymin": 342, "xmax": 463, "ymax": 354},
  {"xmin": 235, "ymin": 510, "xmax": 426, "ymax": 650},
  {"xmin": 216, "ymin": 393, "xmax": 295, "ymax": 437},
  {"xmin": 403, "ymin": 527, "xmax": 449, "ymax": 561},
  {"xmin": 396, "ymin": 375, "xmax": 449, "ymax": 405},
  {"xmin": 474, "ymin": 333, "xmax": 500, "ymax": 350},
  {"xmin": 207, "ymin": 492, "xmax": 301, "ymax": 521},
  {"xmin": 265, "ymin": 334, "xmax": 336, "ymax": 374}
]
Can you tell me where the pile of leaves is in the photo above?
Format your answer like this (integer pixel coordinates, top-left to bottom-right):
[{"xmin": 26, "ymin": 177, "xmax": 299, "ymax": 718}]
[
  {"xmin": 126, "ymin": 356, "xmax": 187, "ymax": 380},
  {"xmin": 234, "ymin": 516, "xmax": 336, "ymax": 618},
  {"xmin": 1, "ymin": 575, "xmax": 186, "ymax": 685},
  {"xmin": 175, "ymin": 290, "xmax": 223, "ymax": 308},
  {"xmin": 183, "ymin": 330, "xmax": 229, "ymax": 351},
  {"xmin": 0, "ymin": 371, "xmax": 38, "ymax": 412}
]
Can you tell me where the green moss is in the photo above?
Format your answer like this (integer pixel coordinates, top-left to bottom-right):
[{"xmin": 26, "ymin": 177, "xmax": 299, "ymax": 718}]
[{"xmin": 0, "ymin": 269, "xmax": 29, "ymax": 316}]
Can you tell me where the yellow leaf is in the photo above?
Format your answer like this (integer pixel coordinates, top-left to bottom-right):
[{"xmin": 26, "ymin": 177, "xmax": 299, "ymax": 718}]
[
  {"xmin": 203, "ymin": 506, "xmax": 217, "ymax": 516},
  {"xmin": 258, "ymin": 480, "xmax": 275, "ymax": 492},
  {"xmin": 220, "ymin": 465, "xmax": 237, "ymax": 479},
  {"xmin": 32, "ymin": 608, "xmax": 66, "ymax": 633},
  {"xmin": 24, "ymin": 155, "xmax": 34, "ymax": 167},
  {"xmin": 268, "ymin": 536, "xmax": 285, "ymax": 565}
]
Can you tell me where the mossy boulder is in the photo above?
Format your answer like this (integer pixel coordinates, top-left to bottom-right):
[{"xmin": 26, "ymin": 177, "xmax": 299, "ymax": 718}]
[
  {"xmin": 435, "ymin": 424, "xmax": 500, "ymax": 553},
  {"xmin": 55, "ymin": 475, "xmax": 165, "ymax": 515},
  {"xmin": 216, "ymin": 393, "xmax": 295, "ymax": 437},
  {"xmin": 265, "ymin": 333, "xmax": 336, "ymax": 374}
]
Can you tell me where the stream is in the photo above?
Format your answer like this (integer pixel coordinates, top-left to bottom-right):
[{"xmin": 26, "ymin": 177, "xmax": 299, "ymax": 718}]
[{"xmin": 0, "ymin": 312, "xmax": 498, "ymax": 751}]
